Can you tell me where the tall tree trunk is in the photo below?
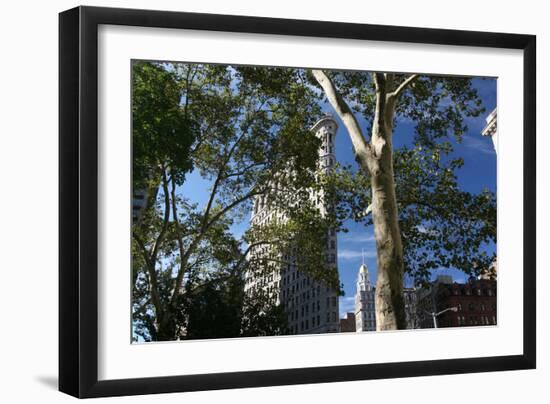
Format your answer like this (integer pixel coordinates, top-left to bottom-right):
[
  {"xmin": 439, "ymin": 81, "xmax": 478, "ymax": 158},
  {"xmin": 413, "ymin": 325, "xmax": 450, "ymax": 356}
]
[
  {"xmin": 368, "ymin": 74, "xmax": 406, "ymax": 330},
  {"xmin": 312, "ymin": 70, "xmax": 408, "ymax": 330}
]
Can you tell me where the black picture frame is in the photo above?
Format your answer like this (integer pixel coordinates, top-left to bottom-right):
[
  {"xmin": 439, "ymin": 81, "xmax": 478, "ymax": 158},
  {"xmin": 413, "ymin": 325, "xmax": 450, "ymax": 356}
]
[{"xmin": 59, "ymin": 5, "xmax": 536, "ymax": 398}]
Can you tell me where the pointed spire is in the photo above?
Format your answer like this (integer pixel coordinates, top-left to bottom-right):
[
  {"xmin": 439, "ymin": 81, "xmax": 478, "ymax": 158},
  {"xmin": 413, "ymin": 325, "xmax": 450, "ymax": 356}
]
[{"xmin": 359, "ymin": 251, "xmax": 368, "ymax": 275}]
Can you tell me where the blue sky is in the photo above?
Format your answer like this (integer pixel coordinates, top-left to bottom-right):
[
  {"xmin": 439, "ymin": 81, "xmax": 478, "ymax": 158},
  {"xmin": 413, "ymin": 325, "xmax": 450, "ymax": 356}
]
[{"xmin": 179, "ymin": 76, "xmax": 497, "ymax": 319}]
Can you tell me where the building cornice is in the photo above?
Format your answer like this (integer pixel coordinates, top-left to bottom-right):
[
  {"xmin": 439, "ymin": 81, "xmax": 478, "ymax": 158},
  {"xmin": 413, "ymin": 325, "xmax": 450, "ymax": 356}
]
[{"xmin": 310, "ymin": 115, "xmax": 339, "ymax": 133}]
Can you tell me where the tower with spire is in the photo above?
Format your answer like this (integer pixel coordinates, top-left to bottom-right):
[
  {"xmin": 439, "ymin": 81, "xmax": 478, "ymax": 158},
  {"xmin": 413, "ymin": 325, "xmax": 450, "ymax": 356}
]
[{"xmin": 355, "ymin": 250, "xmax": 377, "ymax": 331}]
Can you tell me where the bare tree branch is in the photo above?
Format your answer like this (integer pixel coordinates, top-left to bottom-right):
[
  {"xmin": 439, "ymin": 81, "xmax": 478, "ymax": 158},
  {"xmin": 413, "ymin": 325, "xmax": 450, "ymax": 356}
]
[
  {"xmin": 133, "ymin": 233, "xmax": 163, "ymax": 323},
  {"xmin": 372, "ymin": 72, "xmax": 381, "ymax": 93},
  {"xmin": 169, "ymin": 170, "xmax": 189, "ymax": 306},
  {"xmin": 150, "ymin": 166, "xmax": 171, "ymax": 264},
  {"xmin": 312, "ymin": 69, "xmax": 373, "ymax": 168},
  {"xmin": 205, "ymin": 187, "xmax": 266, "ymax": 230},
  {"xmin": 390, "ymin": 74, "xmax": 419, "ymax": 98},
  {"xmin": 223, "ymin": 161, "xmax": 268, "ymax": 180}
]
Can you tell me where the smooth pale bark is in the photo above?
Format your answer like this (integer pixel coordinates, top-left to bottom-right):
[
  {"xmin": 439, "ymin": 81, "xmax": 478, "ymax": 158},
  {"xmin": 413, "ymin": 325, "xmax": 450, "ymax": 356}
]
[
  {"xmin": 369, "ymin": 74, "xmax": 406, "ymax": 330},
  {"xmin": 312, "ymin": 70, "xmax": 413, "ymax": 330},
  {"xmin": 311, "ymin": 70, "xmax": 372, "ymax": 169}
]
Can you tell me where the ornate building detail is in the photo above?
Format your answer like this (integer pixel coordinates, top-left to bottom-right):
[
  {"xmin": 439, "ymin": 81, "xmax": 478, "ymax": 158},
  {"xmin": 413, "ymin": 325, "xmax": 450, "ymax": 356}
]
[
  {"xmin": 355, "ymin": 254, "xmax": 376, "ymax": 332},
  {"xmin": 482, "ymin": 108, "xmax": 497, "ymax": 152},
  {"xmin": 355, "ymin": 252, "xmax": 419, "ymax": 331}
]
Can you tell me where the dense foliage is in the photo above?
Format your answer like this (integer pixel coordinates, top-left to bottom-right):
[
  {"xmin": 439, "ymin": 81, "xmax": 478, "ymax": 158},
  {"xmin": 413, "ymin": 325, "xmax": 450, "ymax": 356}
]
[
  {"xmin": 132, "ymin": 61, "xmax": 497, "ymax": 338},
  {"xmin": 131, "ymin": 62, "xmax": 334, "ymax": 341}
]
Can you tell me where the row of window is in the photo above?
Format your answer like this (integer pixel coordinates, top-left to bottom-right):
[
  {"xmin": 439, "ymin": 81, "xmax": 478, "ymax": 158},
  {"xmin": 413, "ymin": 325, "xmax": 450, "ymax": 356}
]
[
  {"xmin": 455, "ymin": 302, "xmax": 497, "ymax": 312},
  {"xmin": 285, "ymin": 292, "xmax": 338, "ymax": 311},
  {"xmin": 451, "ymin": 287, "xmax": 496, "ymax": 297},
  {"xmin": 289, "ymin": 311, "xmax": 338, "ymax": 334},
  {"xmin": 456, "ymin": 315, "xmax": 496, "ymax": 326},
  {"xmin": 362, "ymin": 311, "xmax": 375, "ymax": 321},
  {"xmin": 359, "ymin": 321, "xmax": 376, "ymax": 331}
]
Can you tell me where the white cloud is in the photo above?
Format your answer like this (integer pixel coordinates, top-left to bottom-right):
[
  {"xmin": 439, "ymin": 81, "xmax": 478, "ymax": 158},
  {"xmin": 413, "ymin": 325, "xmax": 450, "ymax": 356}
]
[
  {"xmin": 339, "ymin": 296, "xmax": 355, "ymax": 318},
  {"xmin": 462, "ymin": 134, "xmax": 495, "ymax": 155},
  {"xmin": 340, "ymin": 232, "xmax": 376, "ymax": 243},
  {"xmin": 338, "ymin": 249, "xmax": 377, "ymax": 261}
]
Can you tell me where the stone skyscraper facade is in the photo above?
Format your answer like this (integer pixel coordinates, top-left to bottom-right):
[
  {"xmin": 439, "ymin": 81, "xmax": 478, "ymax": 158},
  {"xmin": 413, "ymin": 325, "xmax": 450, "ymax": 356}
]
[
  {"xmin": 482, "ymin": 108, "xmax": 497, "ymax": 152},
  {"xmin": 244, "ymin": 116, "xmax": 340, "ymax": 335},
  {"xmin": 355, "ymin": 258, "xmax": 419, "ymax": 331},
  {"xmin": 355, "ymin": 260, "xmax": 377, "ymax": 332}
]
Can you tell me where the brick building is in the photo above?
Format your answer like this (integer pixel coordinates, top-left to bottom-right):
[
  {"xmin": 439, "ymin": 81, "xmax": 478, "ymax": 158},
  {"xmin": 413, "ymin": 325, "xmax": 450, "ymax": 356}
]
[
  {"xmin": 417, "ymin": 276, "xmax": 497, "ymax": 328},
  {"xmin": 339, "ymin": 312, "xmax": 356, "ymax": 332}
]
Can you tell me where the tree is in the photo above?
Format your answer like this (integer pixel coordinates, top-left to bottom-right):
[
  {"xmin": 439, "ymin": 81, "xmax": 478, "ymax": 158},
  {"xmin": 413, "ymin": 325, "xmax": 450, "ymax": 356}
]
[
  {"xmin": 132, "ymin": 63, "xmax": 329, "ymax": 341},
  {"xmin": 312, "ymin": 70, "xmax": 491, "ymax": 330},
  {"xmin": 132, "ymin": 61, "xmax": 195, "ymax": 208}
]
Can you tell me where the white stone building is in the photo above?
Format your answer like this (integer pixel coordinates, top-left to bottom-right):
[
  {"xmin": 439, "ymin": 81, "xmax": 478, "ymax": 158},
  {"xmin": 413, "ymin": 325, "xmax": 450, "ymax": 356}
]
[
  {"xmin": 482, "ymin": 108, "xmax": 497, "ymax": 152},
  {"xmin": 355, "ymin": 260, "xmax": 419, "ymax": 331},
  {"xmin": 355, "ymin": 261, "xmax": 376, "ymax": 332},
  {"xmin": 244, "ymin": 116, "xmax": 340, "ymax": 335}
]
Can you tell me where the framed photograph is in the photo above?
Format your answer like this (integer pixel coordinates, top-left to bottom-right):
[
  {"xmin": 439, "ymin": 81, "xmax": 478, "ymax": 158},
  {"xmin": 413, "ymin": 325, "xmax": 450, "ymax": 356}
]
[{"xmin": 59, "ymin": 6, "xmax": 536, "ymax": 398}]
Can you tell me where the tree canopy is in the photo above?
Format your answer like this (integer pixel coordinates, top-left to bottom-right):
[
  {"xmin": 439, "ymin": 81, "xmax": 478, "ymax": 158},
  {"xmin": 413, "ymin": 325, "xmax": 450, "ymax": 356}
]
[
  {"xmin": 312, "ymin": 69, "xmax": 495, "ymax": 329},
  {"xmin": 132, "ymin": 61, "xmax": 497, "ymax": 338},
  {"xmin": 132, "ymin": 62, "xmax": 336, "ymax": 341}
]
